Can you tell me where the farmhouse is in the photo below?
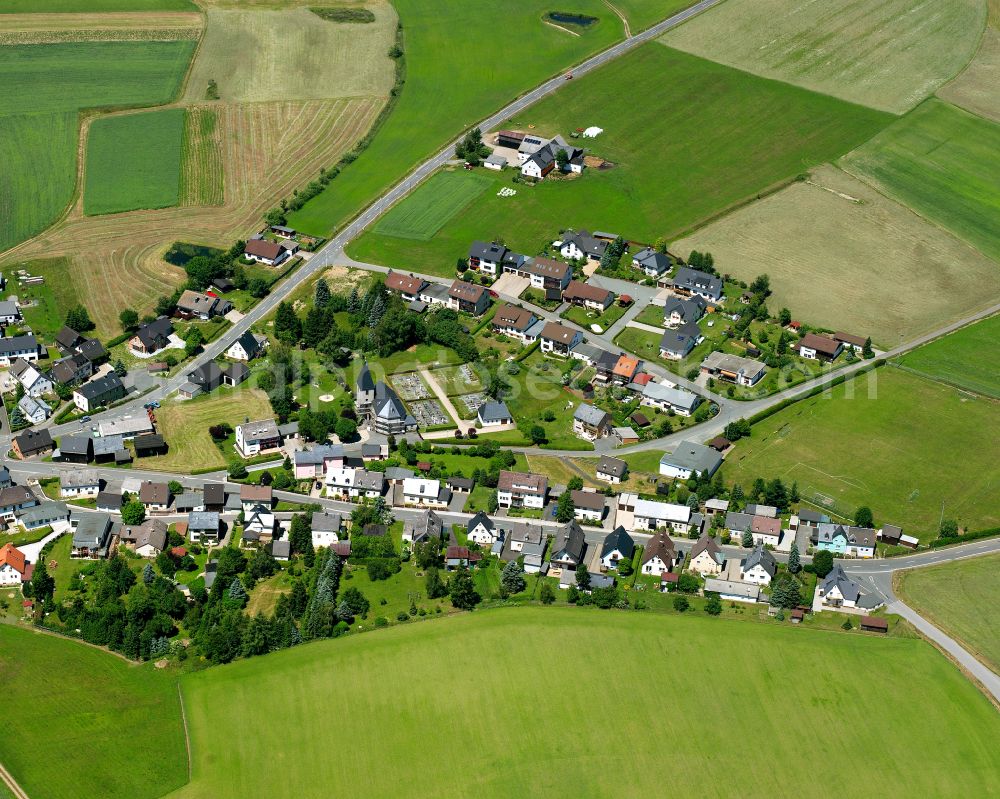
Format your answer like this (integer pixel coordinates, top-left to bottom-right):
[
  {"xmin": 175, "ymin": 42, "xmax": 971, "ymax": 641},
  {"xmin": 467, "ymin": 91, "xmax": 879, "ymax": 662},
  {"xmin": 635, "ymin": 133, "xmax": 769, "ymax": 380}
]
[
  {"xmin": 814, "ymin": 523, "xmax": 877, "ymax": 558},
  {"xmin": 0, "ymin": 334, "xmax": 41, "ymax": 367},
  {"xmin": 12, "ymin": 428, "xmax": 54, "ymax": 459},
  {"xmin": 641, "ymin": 381, "xmax": 701, "ymax": 416},
  {"xmin": 17, "ymin": 395, "xmax": 51, "ymax": 425},
  {"xmin": 599, "ymin": 526, "xmax": 635, "ymax": 571},
  {"xmin": 796, "ymin": 332, "xmax": 843, "ymax": 361},
  {"xmin": 540, "ymin": 322, "xmax": 582, "ymax": 357},
  {"xmin": 467, "ymin": 241, "xmax": 508, "ymax": 275},
  {"xmin": 477, "ymin": 400, "xmax": 513, "ymax": 427},
  {"xmin": 550, "ymin": 520, "xmax": 587, "ymax": 571},
  {"xmin": 73, "ymin": 374, "xmax": 126, "ymax": 413},
  {"xmin": 670, "ymin": 266, "xmax": 723, "ymax": 302},
  {"xmin": 559, "ymin": 230, "xmax": 607, "ymax": 261},
  {"xmin": 176, "ymin": 290, "xmax": 231, "ymax": 320},
  {"xmin": 662, "ymin": 295, "xmax": 707, "ymax": 327},
  {"xmin": 448, "ymin": 279, "xmax": 490, "ymax": 316},
  {"xmin": 491, "ymin": 303, "xmax": 538, "ymax": 341},
  {"xmin": 235, "ymin": 419, "xmax": 282, "ymax": 458},
  {"xmin": 0, "ymin": 543, "xmax": 30, "ymax": 587},
  {"xmin": 640, "ymin": 531, "xmax": 677, "ymax": 576},
  {"xmin": 497, "ymin": 470, "xmax": 548, "ymax": 509},
  {"xmin": 563, "ymin": 280, "xmax": 614, "ymax": 311},
  {"xmin": 631, "ymin": 247, "xmax": 671, "ymax": 277},
  {"xmin": 659, "ymin": 441, "xmax": 722, "ymax": 479},
  {"xmin": 70, "ymin": 513, "xmax": 114, "ymax": 559},
  {"xmin": 571, "ymin": 489, "xmax": 606, "ymax": 522},
  {"xmin": 689, "ymin": 533, "xmax": 725, "ymax": 576},
  {"xmin": 595, "ymin": 455, "xmax": 627, "ymax": 484},
  {"xmin": 10, "ymin": 359, "xmax": 53, "ymax": 398},
  {"xmin": 615, "ymin": 493, "xmax": 691, "ymax": 533},
  {"xmin": 244, "ymin": 238, "xmax": 293, "ymax": 267},
  {"xmin": 226, "ymin": 330, "xmax": 268, "ymax": 362},
  {"xmin": 700, "ymin": 351, "xmax": 767, "ymax": 387},
  {"xmin": 658, "ymin": 322, "xmax": 702, "ymax": 360},
  {"xmin": 573, "ymin": 403, "xmax": 611, "ymax": 440},
  {"xmin": 519, "ymin": 135, "xmax": 584, "ymax": 179},
  {"xmin": 129, "ymin": 317, "xmax": 174, "ymax": 355}
]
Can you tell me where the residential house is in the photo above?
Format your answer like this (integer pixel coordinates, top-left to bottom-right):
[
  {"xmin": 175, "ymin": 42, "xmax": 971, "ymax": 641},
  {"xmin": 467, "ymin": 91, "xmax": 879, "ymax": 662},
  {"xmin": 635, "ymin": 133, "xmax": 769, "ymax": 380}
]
[
  {"xmin": 50, "ymin": 352, "xmax": 92, "ymax": 386},
  {"xmin": 491, "ymin": 303, "xmax": 538, "ymax": 342},
  {"xmin": 562, "ymin": 280, "xmax": 613, "ymax": 311},
  {"xmin": 235, "ymin": 418, "xmax": 282, "ymax": 457},
  {"xmin": 401, "ymin": 509, "xmax": 443, "ymax": 547},
  {"xmin": 0, "ymin": 334, "xmax": 41, "ymax": 367},
  {"xmin": 17, "ymin": 501, "xmax": 68, "ymax": 531},
  {"xmin": 725, "ymin": 512, "xmax": 782, "ymax": 547},
  {"xmin": 311, "ymin": 512, "xmax": 343, "ymax": 548},
  {"xmin": 17, "ymin": 395, "xmax": 51, "ymax": 425},
  {"xmin": 55, "ymin": 326, "xmax": 83, "ymax": 353},
  {"xmin": 558, "ymin": 229, "xmax": 606, "ymax": 261},
  {"xmin": 595, "ymin": 455, "xmax": 627, "ymax": 484},
  {"xmin": 244, "ymin": 238, "xmax": 293, "ymax": 267},
  {"xmin": 834, "ymin": 331, "xmax": 867, "ymax": 353},
  {"xmin": 176, "ymin": 289, "xmax": 231, "ymax": 320},
  {"xmin": 662, "ymin": 295, "xmax": 706, "ymax": 328},
  {"xmin": 129, "ymin": 317, "xmax": 174, "ymax": 355},
  {"xmin": 573, "ymin": 403, "xmax": 611, "ymax": 440},
  {"xmin": 477, "ymin": 400, "xmax": 513, "ymax": 427},
  {"xmin": 73, "ymin": 374, "xmax": 126, "ymax": 412},
  {"xmin": 550, "ymin": 521, "xmax": 586, "ymax": 571},
  {"xmin": 466, "ymin": 512, "xmax": 497, "ymax": 545},
  {"xmin": 659, "ymin": 441, "xmax": 722, "ymax": 479},
  {"xmin": 641, "ymin": 382, "xmax": 701, "ymax": 416},
  {"xmin": 325, "ymin": 467, "xmax": 386, "ymax": 500},
  {"xmin": 520, "ymin": 136, "xmax": 584, "ymax": 179},
  {"xmin": 187, "ymin": 512, "xmax": 221, "ymax": 544},
  {"xmin": 741, "ymin": 544, "xmax": 777, "ymax": 586},
  {"xmin": 670, "ymin": 266, "xmax": 723, "ymax": 302},
  {"xmin": 640, "ymin": 531, "xmax": 677, "ymax": 577},
  {"xmin": 448, "ymin": 280, "xmax": 490, "ymax": 316},
  {"xmin": 120, "ymin": 519, "xmax": 167, "ymax": 558},
  {"xmin": 0, "ymin": 486, "xmax": 39, "ymax": 521},
  {"xmin": 796, "ymin": 333, "xmax": 843, "ymax": 362},
  {"xmin": 293, "ymin": 444, "xmax": 344, "ymax": 480},
  {"xmin": 539, "ymin": 322, "xmax": 582, "ymax": 357},
  {"xmin": 467, "ymin": 241, "xmax": 508, "ymax": 276},
  {"xmin": 240, "ymin": 484, "xmax": 272, "ymax": 512},
  {"xmin": 0, "ymin": 543, "xmax": 29, "ymax": 586},
  {"xmin": 496, "ymin": 470, "xmax": 548, "ymax": 509},
  {"xmin": 10, "ymin": 358, "xmax": 53, "ymax": 398},
  {"xmin": 504, "ymin": 256, "xmax": 573, "ymax": 291},
  {"xmin": 704, "ymin": 578, "xmax": 760, "ymax": 604},
  {"xmin": 12, "ymin": 429, "xmax": 53, "ymax": 459},
  {"xmin": 817, "ymin": 565, "xmax": 866, "ymax": 609},
  {"xmin": 631, "ymin": 247, "xmax": 671, "ymax": 277},
  {"xmin": 0, "ymin": 301, "xmax": 22, "ymax": 326},
  {"xmin": 689, "ymin": 534, "xmax": 725, "ymax": 576},
  {"xmin": 271, "ymin": 539, "xmax": 291, "ymax": 561},
  {"xmin": 226, "ymin": 330, "xmax": 268, "ymax": 362},
  {"xmin": 71, "ymin": 513, "xmax": 114, "ymax": 559},
  {"xmin": 599, "ymin": 526, "xmax": 634, "ymax": 571},
  {"xmin": 0, "ymin": 466, "xmax": 10, "ymax": 490},
  {"xmin": 139, "ymin": 481, "xmax": 170, "ymax": 513},
  {"xmin": 60, "ymin": 470, "xmax": 100, "ymax": 498},
  {"xmin": 98, "ymin": 414, "xmax": 154, "ymax": 440},
  {"xmin": 700, "ymin": 351, "xmax": 767, "ymax": 387},
  {"xmin": 96, "ymin": 491, "xmax": 123, "ymax": 513},
  {"xmin": 615, "ymin": 494, "xmax": 691, "ymax": 534},
  {"xmin": 608, "ymin": 354, "xmax": 640, "ymax": 386},
  {"xmin": 402, "ymin": 477, "xmax": 451, "ymax": 508},
  {"xmin": 815, "ymin": 523, "xmax": 877, "ymax": 558},
  {"xmin": 658, "ymin": 322, "xmax": 702, "ymax": 360},
  {"xmin": 385, "ymin": 271, "xmax": 429, "ymax": 300},
  {"xmin": 571, "ymin": 489, "xmax": 606, "ymax": 522},
  {"xmin": 445, "ymin": 546, "xmax": 470, "ymax": 570}
]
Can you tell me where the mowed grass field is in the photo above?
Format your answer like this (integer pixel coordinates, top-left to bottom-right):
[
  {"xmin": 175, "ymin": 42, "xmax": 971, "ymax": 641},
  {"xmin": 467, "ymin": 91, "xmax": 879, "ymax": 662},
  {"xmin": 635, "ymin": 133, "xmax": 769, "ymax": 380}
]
[
  {"xmin": 938, "ymin": 27, "xmax": 1000, "ymax": 123},
  {"xmin": 0, "ymin": 39, "xmax": 195, "ymax": 253},
  {"xmin": 144, "ymin": 388, "xmax": 272, "ymax": 472},
  {"xmin": 182, "ymin": 6, "xmax": 396, "ymax": 103},
  {"xmin": 673, "ymin": 165, "xmax": 1000, "ymax": 348},
  {"xmin": 724, "ymin": 368, "xmax": 1000, "ymax": 538},
  {"xmin": 896, "ymin": 554, "xmax": 1000, "ymax": 674},
  {"xmin": 661, "ymin": 0, "xmax": 985, "ymax": 114},
  {"xmin": 84, "ymin": 107, "xmax": 186, "ymax": 215},
  {"xmin": 349, "ymin": 45, "xmax": 891, "ymax": 274},
  {"xmin": 897, "ymin": 314, "xmax": 1000, "ymax": 398},
  {"xmin": 180, "ymin": 106, "xmax": 224, "ymax": 206},
  {"xmin": 0, "ymin": 625, "xmax": 187, "ymax": 799},
  {"xmin": 373, "ymin": 170, "xmax": 492, "ymax": 240},
  {"xmin": 169, "ymin": 608, "xmax": 1000, "ymax": 799},
  {"xmin": 840, "ymin": 99, "xmax": 1000, "ymax": 262}
]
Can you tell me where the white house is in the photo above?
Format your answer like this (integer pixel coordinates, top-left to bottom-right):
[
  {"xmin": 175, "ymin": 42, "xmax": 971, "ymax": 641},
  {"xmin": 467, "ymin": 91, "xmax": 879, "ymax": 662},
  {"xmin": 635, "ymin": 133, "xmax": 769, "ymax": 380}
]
[
  {"xmin": 60, "ymin": 470, "xmax": 100, "ymax": 498},
  {"xmin": 310, "ymin": 512, "xmax": 342, "ymax": 549},
  {"xmin": 0, "ymin": 301, "xmax": 23, "ymax": 325},
  {"xmin": 641, "ymin": 382, "xmax": 701, "ymax": 417},
  {"xmin": 571, "ymin": 490, "xmax": 606, "ymax": 522},
  {"xmin": 466, "ymin": 512, "xmax": 498, "ymax": 545},
  {"xmin": 689, "ymin": 534, "xmax": 725, "ymax": 576},
  {"xmin": 0, "ymin": 335, "xmax": 41, "ymax": 367},
  {"xmin": 740, "ymin": 544, "xmax": 777, "ymax": 586},
  {"xmin": 704, "ymin": 577, "xmax": 760, "ymax": 604},
  {"xmin": 640, "ymin": 531, "xmax": 676, "ymax": 577},
  {"xmin": 0, "ymin": 543, "xmax": 29, "ymax": 586},
  {"xmin": 325, "ymin": 467, "xmax": 385, "ymax": 500},
  {"xmin": 235, "ymin": 419, "xmax": 282, "ymax": 458},
  {"xmin": 402, "ymin": 478, "xmax": 450, "ymax": 508},
  {"xmin": 595, "ymin": 455, "xmax": 627, "ymax": 484},
  {"xmin": 17, "ymin": 395, "xmax": 51, "ymax": 425},
  {"xmin": 615, "ymin": 493, "xmax": 690, "ymax": 534},
  {"xmin": 226, "ymin": 330, "xmax": 268, "ymax": 362},
  {"xmin": 539, "ymin": 322, "xmax": 582, "ymax": 357},
  {"xmin": 599, "ymin": 526, "xmax": 634, "ymax": 571},
  {"xmin": 659, "ymin": 441, "xmax": 722, "ymax": 480},
  {"xmin": 10, "ymin": 359, "xmax": 53, "ymax": 398},
  {"xmin": 631, "ymin": 247, "xmax": 671, "ymax": 277},
  {"xmin": 497, "ymin": 470, "xmax": 547, "ymax": 510}
]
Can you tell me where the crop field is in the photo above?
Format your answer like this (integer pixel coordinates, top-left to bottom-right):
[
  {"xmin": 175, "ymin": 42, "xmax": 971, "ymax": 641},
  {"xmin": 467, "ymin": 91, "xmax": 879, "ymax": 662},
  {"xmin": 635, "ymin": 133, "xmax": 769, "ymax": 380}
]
[
  {"xmin": 673, "ymin": 165, "xmax": 1000, "ymax": 348},
  {"xmin": 373, "ymin": 170, "xmax": 492, "ymax": 240},
  {"xmin": 840, "ymin": 99, "xmax": 1000, "ymax": 262},
  {"xmin": 349, "ymin": 46, "xmax": 891, "ymax": 273},
  {"xmin": 896, "ymin": 554, "xmax": 1000, "ymax": 674},
  {"xmin": 661, "ymin": 0, "xmax": 985, "ymax": 114},
  {"xmin": 2, "ymin": 97, "xmax": 382, "ymax": 337},
  {"xmin": 84, "ymin": 107, "xmax": 186, "ymax": 215},
  {"xmin": 0, "ymin": 39, "xmax": 195, "ymax": 253},
  {"xmin": 183, "ymin": 6, "xmax": 396, "ymax": 104},
  {"xmin": 170, "ymin": 608, "xmax": 1000, "ymax": 798},
  {"xmin": 938, "ymin": 27, "xmax": 1000, "ymax": 124},
  {"xmin": 0, "ymin": 625, "xmax": 187, "ymax": 799},
  {"xmin": 180, "ymin": 106, "xmax": 224, "ymax": 206},
  {"xmin": 896, "ymin": 314, "xmax": 1000, "ymax": 398},
  {"xmin": 725, "ymin": 368, "xmax": 1000, "ymax": 538},
  {"xmin": 0, "ymin": 0, "xmax": 197, "ymax": 10},
  {"xmin": 286, "ymin": 0, "xmax": 672, "ymax": 236},
  {"xmin": 0, "ymin": 11, "xmax": 202, "ymax": 45},
  {"xmin": 141, "ymin": 388, "xmax": 272, "ymax": 472}
]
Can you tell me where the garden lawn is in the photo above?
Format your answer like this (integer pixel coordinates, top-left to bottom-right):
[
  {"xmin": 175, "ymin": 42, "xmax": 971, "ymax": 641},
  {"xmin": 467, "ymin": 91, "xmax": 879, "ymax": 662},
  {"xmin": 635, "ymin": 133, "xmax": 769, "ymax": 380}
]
[
  {"xmin": 373, "ymin": 170, "xmax": 492, "ymax": 240},
  {"xmin": 896, "ymin": 554, "xmax": 1000, "ymax": 674},
  {"xmin": 84, "ymin": 107, "xmax": 186, "ymax": 215},
  {"xmin": 349, "ymin": 45, "xmax": 891, "ymax": 273},
  {"xmin": 897, "ymin": 314, "xmax": 1000, "ymax": 398},
  {"xmin": 170, "ymin": 607, "xmax": 1000, "ymax": 799},
  {"xmin": 840, "ymin": 100, "xmax": 1000, "ymax": 262},
  {"xmin": 724, "ymin": 367, "xmax": 1000, "ymax": 538},
  {"xmin": 0, "ymin": 625, "xmax": 187, "ymax": 799}
]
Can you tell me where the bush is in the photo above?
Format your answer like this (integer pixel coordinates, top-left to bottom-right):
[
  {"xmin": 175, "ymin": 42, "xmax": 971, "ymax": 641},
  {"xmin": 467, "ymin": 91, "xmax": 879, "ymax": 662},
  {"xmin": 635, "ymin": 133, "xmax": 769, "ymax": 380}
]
[
  {"xmin": 395, "ymin": 611, "xmax": 409, "ymax": 622},
  {"xmin": 672, "ymin": 594, "xmax": 689, "ymax": 612},
  {"xmin": 374, "ymin": 616, "xmax": 388, "ymax": 628}
]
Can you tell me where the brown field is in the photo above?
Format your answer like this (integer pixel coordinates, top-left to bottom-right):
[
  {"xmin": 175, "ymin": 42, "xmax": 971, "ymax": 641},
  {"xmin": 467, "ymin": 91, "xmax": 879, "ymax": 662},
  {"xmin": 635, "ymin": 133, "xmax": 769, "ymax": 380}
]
[
  {"xmin": 0, "ymin": 11, "xmax": 202, "ymax": 43},
  {"xmin": 180, "ymin": 106, "xmax": 224, "ymax": 206},
  {"xmin": 1, "ymin": 97, "xmax": 383, "ymax": 336},
  {"xmin": 673, "ymin": 165, "xmax": 1000, "ymax": 348},
  {"xmin": 938, "ymin": 27, "xmax": 1000, "ymax": 123}
]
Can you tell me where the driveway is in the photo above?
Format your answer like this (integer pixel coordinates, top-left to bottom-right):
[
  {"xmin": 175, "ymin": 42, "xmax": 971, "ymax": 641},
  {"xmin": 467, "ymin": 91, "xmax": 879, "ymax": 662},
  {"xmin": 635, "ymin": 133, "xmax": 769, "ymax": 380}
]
[{"xmin": 492, "ymin": 272, "xmax": 530, "ymax": 298}]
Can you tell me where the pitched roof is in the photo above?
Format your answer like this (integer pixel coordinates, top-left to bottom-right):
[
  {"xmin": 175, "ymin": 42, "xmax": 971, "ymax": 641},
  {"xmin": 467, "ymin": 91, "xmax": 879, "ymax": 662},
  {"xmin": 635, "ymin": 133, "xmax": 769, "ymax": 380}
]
[
  {"xmin": 552, "ymin": 520, "xmax": 586, "ymax": 563},
  {"xmin": 570, "ymin": 489, "xmax": 606, "ymax": 511},
  {"xmin": 612, "ymin": 354, "xmax": 640, "ymax": 379},
  {"xmin": 0, "ymin": 543, "xmax": 26, "ymax": 577},
  {"xmin": 563, "ymin": 280, "xmax": 612, "ymax": 304},
  {"xmin": 139, "ymin": 481, "xmax": 169, "ymax": 505},
  {"xmin": 819, "ymin": 565, "xmax": 861, "ymax": 603},
  {"xmin": 573, "ymin": 403, "xmax": 609, "ymax": 427},
  {"xmin": 672, "ymin": 266, "xmax": 722, "ymax": 297},
  {"xmin": 660, "ymin": 440, "xmax": 722, "ymax": 476},
  {"xmin": 477, "ymin": 400, "xmax": 512, "ymax": 424},
  {"xmin": 701, "ymin": 351, "xmax": 767, "ymax": 379},
  {"xmin": 797, "ymin": 332, "xmax": 842, "ymax": 356},
  {"xmin": 541, "ymin": 321, "xmax": 578, "ymax": 344},
  {"xmin": 240, "ymin": 484, "xmax": 273, "ymax": 502},
  {"xmin": 690, "ymin": 533, "xmax": 724, "ymax": 566},
  {"xmin": 497, "ymin": 470, "xmax": 547, "ymax": 496},
  {"xmin": 658, "ymin": 322, "xmax": 701, "ymax": 354},
  {"xmin": 493, "ymin": 302, "xmax": 535, "ymax": 331},
  {"xmin": 834, "ymin": 331, "xmax": 867, "ymax": 347},
  {"xmin": 357, "ymin": 360, "xmax": 375, "ymax": 392},
  {"xmin": 385, "ymin": 271, "xmax": 427, "ymax": 294},
  {"xmin": 449, "ymin": 279, "xmax": 487, "ymax": 303},
  {"xmin": 743, "ymin": 543, "xmax": 777, "ymax": 577},
  {"xmin": 525, "ymin": 257, "xmax": 572, "ymax": 281},
  {"xmin": 244, "ymin": 239, "xmax": 284, "ymax": 260},
  {"xmin": 641, "ymin": 531, "xmax": 676, "ymax": 565},
  {"xmin": 13, "ymin": 428, "xmax": 53, "ymax": 454},
  {"xmin": 75, "ymin": 373, "xmax": 124, "ymax": 402},
  {"xmin": 600, "ymin": 525, "xmax": 634, "ymax": 559},
  {"xmin": 596, "ymin": 455, "xmax": 627, "ymax": 478}
]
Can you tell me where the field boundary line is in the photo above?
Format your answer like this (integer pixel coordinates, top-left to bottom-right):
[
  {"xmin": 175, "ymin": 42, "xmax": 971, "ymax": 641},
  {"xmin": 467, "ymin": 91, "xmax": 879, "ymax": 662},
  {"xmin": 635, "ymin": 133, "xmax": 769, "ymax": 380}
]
[
  {"xmin": 177, "ymin": 682, "xmax": 193, "ymax": 782},
  {"xmin": 888, "ymin": 361, "xmax": 1000, "ymax": 401},
  {"xmin": 933, "ymin": 2, "xmax": 991, "ymax": 98},
  {"xmin": 0, "ymin": 760, "xmax": 29, "ymax": 799},
  {"xmin": 542, "ymin": 18, "xmax": 580, "ymax": 36},
  {"xmin": 603, "ymin": 0, "xmax": 631, "ymax": 37}
]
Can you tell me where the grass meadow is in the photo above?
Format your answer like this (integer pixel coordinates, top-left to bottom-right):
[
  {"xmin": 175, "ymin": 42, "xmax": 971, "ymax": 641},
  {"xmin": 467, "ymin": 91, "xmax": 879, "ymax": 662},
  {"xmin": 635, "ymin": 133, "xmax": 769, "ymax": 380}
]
[
  {"xmin": 84, "ymin": 107, "xmax": 186, "ymax": 215},
  {"xmin": 841, "ymin": 99, "xmax": 1000, "ymax": 262},
  {"xmin": 373, "ymin": 170, "xmax": 492, "ymax": 240},
  {"xmin": 661, "ymin": 0, "xmax": 985, "ymax": 113},
  {"xmin": 673, "ymin": 165, "xmax": 1000, "ymax": 348},
  {"xmin": 897, "ymin": 314, "xmax": 1000, "ymax": 398},
  {"xmin": 724, "ymin": 367, "xmax": 1000, "ymax": 538},
  {"xmin": 349, "ymin": 45, "xmax": 891, "ymax": 274},
  {"xmin": 896, "ymin": 554, "xmax": 1000, "ymax": 674},
  {"xmin": 0, "ymin": 39, "xmax": 195, "ymax": 252},
  {"xmin": 0, "ymin": 625, "xmax": 187, "ymax": 799},
  {"xmin": 169, "ymin": 608, "xmax": 1000, "ymax": 798}
]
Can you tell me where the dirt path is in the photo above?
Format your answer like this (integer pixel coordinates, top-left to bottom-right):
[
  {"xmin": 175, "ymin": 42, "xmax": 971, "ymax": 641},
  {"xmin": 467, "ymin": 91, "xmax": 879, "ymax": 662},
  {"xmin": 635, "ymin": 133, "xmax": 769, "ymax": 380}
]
[
  {"xmin": 0, "ymin": 760, "xmax": 30, "ymax": 799},
  {"xmin": 543, "ymin": 18, "xmax": 580, "ymax": 36},
  {"xmin": 178, "ymin": 683, "xmax": 193, "ymax": 781},
  {"xmin": 603, "ymin": 0, "xmax": 631, "ymax": 37},
  {"xmin": 418, "ymin": 368, "xmax": 464, "ymax": 431}
]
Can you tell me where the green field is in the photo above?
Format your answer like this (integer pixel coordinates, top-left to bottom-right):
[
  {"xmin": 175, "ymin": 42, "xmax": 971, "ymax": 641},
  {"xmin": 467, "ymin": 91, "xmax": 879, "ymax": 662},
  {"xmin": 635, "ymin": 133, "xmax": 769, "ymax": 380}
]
[
  {"xmin": 841, "ymin": 99, "xmax": 1000, "ymax": 262},
  {"xmin": 349, "ymin": 45, "xmax": 891, "ymax": 273},
  {"xmin": 661, "ymin": 0, "xmax": 985, "ymax": 114},
  {"xmin": 0, "ymin": 625, "xmax": 187, "ymax": 799},
  {"xmin": 0, "ymin": 39, "xmax": 195, "ymax": 251},
  {"xmin": 84, "ymin": 107, "xmax": 186, "ymax": 215},
  {"xmin": 725, "ymin": 367, "xmax": 1000, "ymax": 538},
  {"xmin": 170, "ymin": 608, "xmax": 1000, "ymax": 798},
  {"xmin": 286, "ymin": 0, "xmax": 694, "ymax": 236},
  {"xmin": 897, "ymin": 314, "xmax": 1000, "ymax": 398},
  {"xmin": 896, "ymin": 554, "xmax": 1000, "ymax": 674},
  {"xmin": 0, "ymin": 0, "xmax": 196, "ymax": 10},
  {"xmin": 373, "ymin": 170, "xmax": 492, "ymax": 240}
]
